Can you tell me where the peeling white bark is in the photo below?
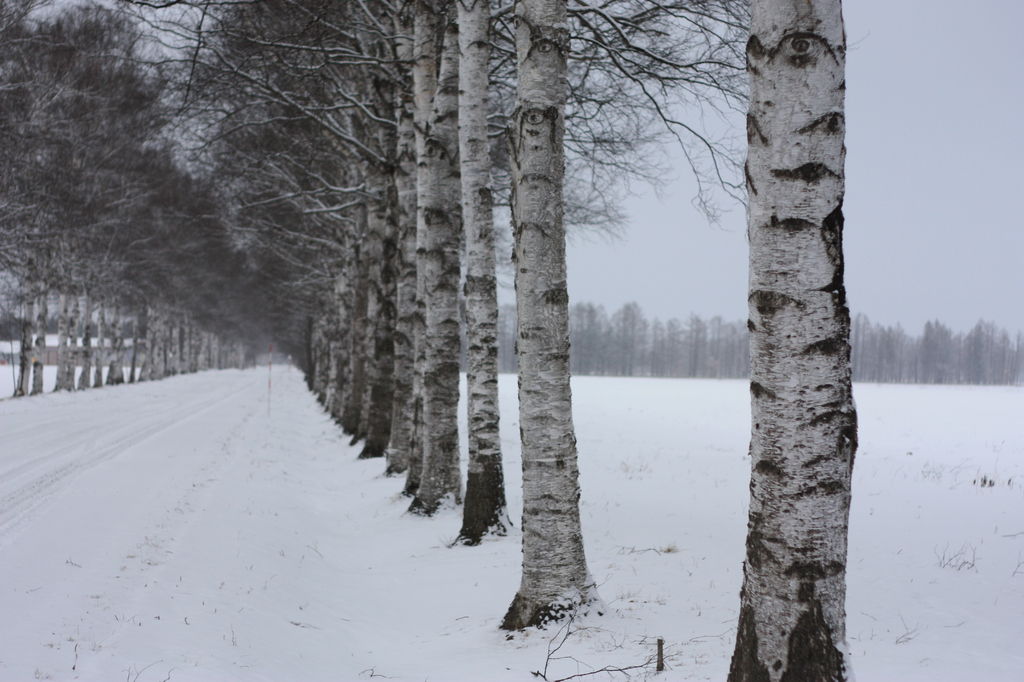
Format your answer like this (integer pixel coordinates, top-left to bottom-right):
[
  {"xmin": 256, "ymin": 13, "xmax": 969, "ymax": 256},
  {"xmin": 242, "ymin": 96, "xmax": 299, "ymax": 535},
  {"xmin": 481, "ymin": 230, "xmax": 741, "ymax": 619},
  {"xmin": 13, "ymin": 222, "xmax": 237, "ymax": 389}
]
[
  {"xmin": 404, "ymin": 0, "xmax": 440, "ymax": 499},
  {"xmin": 360, "ymin": 168, "xmax": 399, "ymax": 460},
  {"xmin": 78, "ymin": 294, "xmax": 93, "ymax": 390},
  {"xmin": 729, "ymin": 2, "xmax": 855, "ymax": 681},
  {"xmin": 456, "ymin": 0, "xmax": 508, "ymax": 543},
  {"xmin": 31, "ymin": 289, "xmax": 47, "ymax": 395},
  {"xmin": 410, "ymin": 4, "xmax": 463, "ymax": 515},
  {"xmin": 54, "ymin": 292, "xmax": 72, "ymax": 392},
  {"xmin": 387, "ymin": 4, "xmax": 419, "ymax": 477},
  {"xmin": 93, "ymin": 301, "xmax": 106, "ymax": 387},
  {"xmin": 107, "ymin": 303, "xmax": 124, "ymax": 385},
  {"xmin": 16, "ymin": 287, "xmax": 34, "ymax": 397},
  {"xmin": 502, "ymin": 0, "xmax": 595, "ymax": 630},
  {"xmin": 67, "ymin": 294, "xmax": 80, "ymax": 386}
]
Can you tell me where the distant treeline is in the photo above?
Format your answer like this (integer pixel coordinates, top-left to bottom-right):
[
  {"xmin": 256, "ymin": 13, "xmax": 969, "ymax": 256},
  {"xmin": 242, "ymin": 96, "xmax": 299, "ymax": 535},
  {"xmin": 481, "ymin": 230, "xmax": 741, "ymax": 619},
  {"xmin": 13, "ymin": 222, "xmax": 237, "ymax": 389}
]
[
  {"xmin": 851, "ymin": 315, "xmax": 1022, "ymax": 385},
  {"xmin": 495, "ymin": 303, "xmax": 1024, "ymax": 385}
]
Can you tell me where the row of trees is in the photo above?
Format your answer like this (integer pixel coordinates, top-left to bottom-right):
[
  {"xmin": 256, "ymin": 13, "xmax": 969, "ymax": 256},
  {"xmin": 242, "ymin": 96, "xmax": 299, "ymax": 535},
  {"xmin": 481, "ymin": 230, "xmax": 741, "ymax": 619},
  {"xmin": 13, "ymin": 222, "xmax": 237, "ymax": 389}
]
[
  {"xmin": 497, "ymin": 303, "xmax": 1023, "ymax": 385},
  {"xmin": 851, "ymin": 315, "xmax": 1023, "ymax": 385},
  {"xmin": 1, "ymin": 2, "xmax": 289, "ymax": 397},
  {"xmin": 1, "ymin": 294, "xmax": 248, "ymax": 395},
  {"xmin": 149, "ymin": 0, "xmax": 748, "ymax": 630},
  {"xmin": 2, "ymin": 0, "xmax": 947, "ymax": 676}
]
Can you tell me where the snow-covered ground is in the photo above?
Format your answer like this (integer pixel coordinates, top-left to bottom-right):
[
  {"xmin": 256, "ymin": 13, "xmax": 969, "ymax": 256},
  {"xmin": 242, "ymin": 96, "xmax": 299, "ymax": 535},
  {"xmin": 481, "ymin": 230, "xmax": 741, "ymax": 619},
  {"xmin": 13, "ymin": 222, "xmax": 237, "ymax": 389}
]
[{"xmin": 1, "ymin": 368, "xmax": 1022, "ymax": 681}]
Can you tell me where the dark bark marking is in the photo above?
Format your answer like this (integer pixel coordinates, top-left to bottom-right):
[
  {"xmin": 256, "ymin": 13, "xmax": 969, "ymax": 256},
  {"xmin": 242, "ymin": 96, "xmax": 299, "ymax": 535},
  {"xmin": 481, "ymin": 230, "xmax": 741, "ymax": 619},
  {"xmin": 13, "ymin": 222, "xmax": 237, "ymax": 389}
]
[
  {"xmin": 747, "ymin": 114, "xmax": 768, "ymax": 146},
  {"xmin": 748, "ymin": 319, "xmax": 757, "ymax": 332},
  {"xmin": 779, "ymin": 598, "xmax": 846, "ymax": 682},
  {"xmin": 768, "ymin": 32, "xmax": 842, "ymax": 66},
  {"xmin": 745, "ymin": 162, "xmax": 758, "ymax": 196},
  {"xmin": 797, "ymin": 581, "xmax": 816, "ymax": 602},
  {"xmin": 771, "ymin": 163, "xmax": 839, "ymax": 184},
  {"xmin": 792, "ymin": 479, "xmax": 846, "ymax": 498},
  {"xmin": 728, "ymin": 605, "xmax": 772, "ymax": 682},
  {"xmin": 750, "ymin": 290, "xmax": 801, "ymax": 317},
  {"xmin": 541, "ymin": 287, "xmax": 569, "ymax": 305},
  {"xmin": 802, "ymin": 336, "xmax": 844, "ymax": 356},
  {"xmin": 784, "ymin": 560, "xmax": 845, "ymax": 581},
  {"xmin": 750, "ymin": 381, "xmax": 778, "ymax": 401},
  {"xmin": 803, "ymin": 453, "xmax": 829, "ymax": 468},
  {"xmin": 840, "ymin": 410, "xmax": 859, "ymax": 470},
  {"xmin": 770, "ymin": 215, "xmax": 817, "ymax": 231},
  {"xmin": 798, "ymin": 112, "xmax": 844, "ymax": 135},
  {"xmin": 817, "ymin": 203, "xmax": 848, "ymax": 307},
  {"xmin": 755, "ymin": 458, "xmax": 785, "ymax": 477},
  {"xmin": 744, "ymin": 513, "xmax": 776, "ymax": 570},
  {"xmin": 806, "ymin": 409, "xmax": 844, "ymax": 428},
  {"xmin": 746, "ymin": 35, "xmax": 766, "ymax": 74}
]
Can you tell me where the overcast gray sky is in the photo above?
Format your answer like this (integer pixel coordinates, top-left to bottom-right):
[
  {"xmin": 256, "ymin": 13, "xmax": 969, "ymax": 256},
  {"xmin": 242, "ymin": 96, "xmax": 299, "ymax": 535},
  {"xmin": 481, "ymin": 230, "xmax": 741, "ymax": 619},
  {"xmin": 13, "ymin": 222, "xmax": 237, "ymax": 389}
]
[{"xmin": 538, "ymin": 0, "xmax": 1024, "ymax": 336}]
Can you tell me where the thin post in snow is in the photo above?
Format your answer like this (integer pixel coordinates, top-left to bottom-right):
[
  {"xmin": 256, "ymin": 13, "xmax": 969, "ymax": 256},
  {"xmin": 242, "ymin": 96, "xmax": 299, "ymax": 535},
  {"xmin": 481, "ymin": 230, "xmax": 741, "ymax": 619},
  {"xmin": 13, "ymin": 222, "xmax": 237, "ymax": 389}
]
[
  {"xmin": 268, "ymin": 343, "xmax": 273, "ymax": 418},
  {"xmin": 656, "ymin": 638, "xmax": 665, "ymax": 672}
]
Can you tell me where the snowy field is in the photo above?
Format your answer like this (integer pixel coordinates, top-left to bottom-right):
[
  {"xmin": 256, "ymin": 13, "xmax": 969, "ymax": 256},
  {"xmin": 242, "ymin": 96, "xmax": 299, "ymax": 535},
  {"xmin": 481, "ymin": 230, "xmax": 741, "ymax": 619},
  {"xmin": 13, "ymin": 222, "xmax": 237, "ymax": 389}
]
[{"xmin": 1, "ymin": 368, "xmax": 1022, "ymax": 681}]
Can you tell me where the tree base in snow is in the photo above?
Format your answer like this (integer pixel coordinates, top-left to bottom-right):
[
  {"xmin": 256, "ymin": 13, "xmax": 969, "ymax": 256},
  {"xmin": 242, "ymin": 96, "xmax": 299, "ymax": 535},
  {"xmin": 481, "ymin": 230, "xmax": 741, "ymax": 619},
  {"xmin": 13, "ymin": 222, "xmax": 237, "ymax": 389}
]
[
  {"xmin": 384, "ymin": 462, "xmax": 408, "ymax": 477},
  {"xmin": 454, "ymin": 516, "xmax": 509, "ymax": 547},
  {"xmin": 500, "ymin": 590, "xmax": 601, "ymax": 631},
  {"xmin": 357, "ymin": 444, "xmax": 385, "ymax": 459}
]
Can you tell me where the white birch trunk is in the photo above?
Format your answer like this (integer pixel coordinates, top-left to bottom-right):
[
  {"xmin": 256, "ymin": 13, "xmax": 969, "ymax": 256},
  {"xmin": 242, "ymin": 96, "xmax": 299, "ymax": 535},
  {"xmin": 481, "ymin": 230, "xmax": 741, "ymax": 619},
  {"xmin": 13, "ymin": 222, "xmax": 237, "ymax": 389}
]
[
  {"xmin": 15, "ymin": 291, "xmax": 34, "ymax": 397},
  {"xmin": 387, "ymin": 3, "xmax": 419, "ymax": 477},
  {"xmin": 456, "ymin": 0, "xmax": 508, "ymax": 544},
  {"xmin": 181, "ymin": 319, "xmax": 191, "ymax": 374},
  {"xmin": 198, "ymin": 330, "xmax": 210, "ymax": 371},
  {"xmin": 31, "ymin": 289, "xmax": 47, "ymax": 395},
  {"xmin": 144, "ymin": 306, "xmax": 160, "ymax": 381},
  {"xmin": 170, "ymin": 322, "xmax": 181, "ymax": 376},
  {"xmin": 310, "ymin": 316, "xmax": 326, "ymax": 398},
  {"xmin": 404, "ymin": 0, "xmax": 439, "ymax": 499},
  {"xmin": 106, "ymin": 303, "xmax": 124, "ymax": 385},
  {"xmin": 501, "ymin": 0, "xmax": 595, "ymax": 630},
  {"xmin": 129, "ymin": 308, "xmax": 141, "ymax": 382},
  {"xmin": 77, "ymin": 294, "xmax": 93, "ymax": 390},
  {"xmin": 355, "ymin": 170, "xmax": 392, "ymax": 456},
  {"xmin": 92, "ymin": 301, "xmax": 106, "ymax": 388},
  {"xmin": 359, "ymin": 169, "xmax": 400, "ymax": 460},
  {"xmin": 209, "ymin": 333, "xmax": 220, "ymax": 371},
  {"xmin": 156, "ymin": 311, "xmax": 168, "ymax": 378},
  {"xmin": 409, "ymin": 2, "xmax": 464, "ymax": 515},
  {"xmin": 327, "ymin": 275, "xmax": 351, "ymax": 422},
  {"xmin": 68, "ymin": 294, "xmax": 80, "ymax": 388},
  {"xmin": 729, "ymin": 2, "xmax": 855, "ymax": 680},
  {"xmin": 341, "ymin": 211, "xmax": 371, "ymax": 438},
  {"xmin": 54, "ymin": 292, "xmax": 72, "ymax": 392}
]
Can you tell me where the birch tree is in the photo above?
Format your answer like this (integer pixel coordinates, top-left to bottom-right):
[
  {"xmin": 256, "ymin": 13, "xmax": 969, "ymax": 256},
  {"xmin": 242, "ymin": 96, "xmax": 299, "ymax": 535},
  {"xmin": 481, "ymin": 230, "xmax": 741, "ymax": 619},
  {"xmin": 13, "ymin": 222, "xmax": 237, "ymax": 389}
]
[
  {"xmin": 78, "ymin": 293, "xmax": 93, "ymax": 389},
  {"xmin": 30, "ymin": 287, "xmax": 47, "ymax": 395},
  {"xmin": 455, "ymin": 0, "xmax": 509, "ymax": 544},
  {"xmin": 54, "ymin": 292, "xmax": 73, "ymax": 391},
  {"xmin": 728, "ymin": 1, "xmax": 855, "ymax": 679},
  {"xmin": 401, "ymin": 0, "xmax": 441, "ymax": 498},
  {"xmin": 15, "ymin": 280, "xmax": 34, "ymax": 397},
  {"xmin": 408, "ymin": 2, "xmax": 464, "ymax": 515},
  {"xmin": 106, "ymin": 303, "xmax": 125, "ymax": 385},
  {"xmin": 501, "ymin": 0, "xmax": 596, "ymax": 630},
  {"xmin": 385, "ymin": 1, "xmax": 419, "ymax": 477}
]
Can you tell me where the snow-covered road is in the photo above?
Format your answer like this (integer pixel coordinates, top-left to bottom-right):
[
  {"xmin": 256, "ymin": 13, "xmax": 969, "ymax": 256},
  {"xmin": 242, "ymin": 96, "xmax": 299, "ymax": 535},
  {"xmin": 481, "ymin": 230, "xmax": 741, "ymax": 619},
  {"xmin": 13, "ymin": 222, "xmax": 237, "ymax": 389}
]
[
  {"xmin": 0, "ymin": 373, "xmax": 258, "ymax": 541},
  {"xmin": 1, "ymin": 370, "xmax": 303, "ymax": 679}
]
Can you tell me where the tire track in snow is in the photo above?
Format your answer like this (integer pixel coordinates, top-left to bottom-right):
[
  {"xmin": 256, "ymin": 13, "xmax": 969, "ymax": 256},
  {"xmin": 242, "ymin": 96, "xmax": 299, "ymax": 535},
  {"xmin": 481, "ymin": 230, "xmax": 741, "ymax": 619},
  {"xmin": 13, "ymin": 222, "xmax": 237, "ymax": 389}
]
[{"xmin": 0, "ymin": 374, "xmax": 261, "ymax": 543}]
